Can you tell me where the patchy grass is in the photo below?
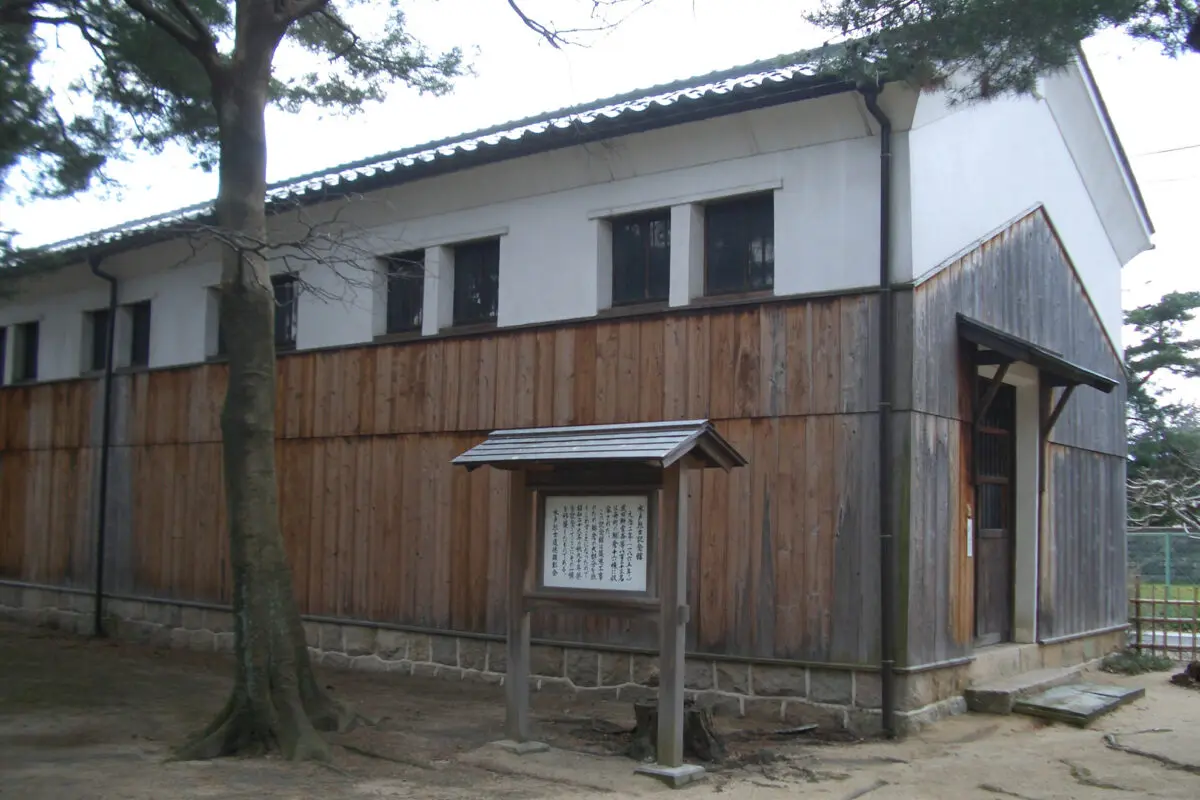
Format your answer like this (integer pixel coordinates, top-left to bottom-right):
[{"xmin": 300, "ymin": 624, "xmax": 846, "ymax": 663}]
[
  {"xmin": 1133, "ymin": 583, "xmax": 1200, "ymax": 602},
  {"xmin": 1100, "ymin": 649, "xmax": 1175, "ymax": 676}
]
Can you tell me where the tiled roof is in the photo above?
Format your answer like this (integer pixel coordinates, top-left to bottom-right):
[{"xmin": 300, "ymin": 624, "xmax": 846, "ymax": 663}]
[
  {"xmin": 33, "ymin": 45, "xmax": 856, "ymax": 262},
  {"xmin": 452, "ymin": 420, "xmax": 748, "ymax": 471}
]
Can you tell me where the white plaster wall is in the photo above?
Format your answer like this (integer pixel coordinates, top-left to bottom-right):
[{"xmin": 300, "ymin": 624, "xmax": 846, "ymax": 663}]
[
  {"xmin": 0, "ymin": 73, "xmax": 1148, "ymax": 381},
  {"xmin": 292, "ymin": 258, "xmax": 376, "ymax": 351},
  {"xmin": 0, "ymin": 285, "xmax": 107, "ymax": 382},
  {"xmin": 116, "ymin": 259, "xmax": 221, "ymax": 367},
  {"xmin": 907, "ymin": 80, "xmax": 1149, "ymax": 349},
  {"xmin": 335, "ymin": 136, "xmax": 887, "ymax": 333}
]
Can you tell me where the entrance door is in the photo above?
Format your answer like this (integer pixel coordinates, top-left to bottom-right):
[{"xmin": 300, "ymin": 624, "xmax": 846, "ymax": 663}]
[{"xmin": 975, "ymin": 380, "xmax": 1016, "ymax": 646}]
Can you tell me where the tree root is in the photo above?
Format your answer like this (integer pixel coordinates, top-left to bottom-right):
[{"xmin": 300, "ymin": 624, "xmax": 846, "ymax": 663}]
[
  {"xmin": 1102, "ymin": 733, "xmax": 1200, "ymax": 775},
  {"xmin": 171, "ymin": 695, "xmax": 255, "ymax": 762},
  {"xmin": 842, "ymin": 779, "xmax": 887, "ymax": 800},
  {"xmin": 336, "ymin": 743, "xmax": 437, "ymax": 771},
  {"xmin": 300, "ymin": 681, "xmax": 361, "ymax": 734},
  {"xmin": 978, "ymin": 784, "xmax": 1040, "ymax": 800},
  {"xmin": 173, "ymin": 688, "xmax": 335, "ymax": 762},
  {"xmin": 316, "ymin": 760, "xmax": 352, "ymax": 778},
  {"xmin": 1061, "ymin": 759, "xmax": 1129, "ymax": 791}
]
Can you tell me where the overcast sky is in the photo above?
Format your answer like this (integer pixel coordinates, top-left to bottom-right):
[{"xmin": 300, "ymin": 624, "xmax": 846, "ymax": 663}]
[{"xmin": 3, "ymin": 1, "xmax": 1198, "ymax": 386}]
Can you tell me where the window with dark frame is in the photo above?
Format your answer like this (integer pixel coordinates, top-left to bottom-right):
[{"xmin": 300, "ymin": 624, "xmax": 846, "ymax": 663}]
[
  {"xmin": 14, "ymin": 321, "xmax": 38, "ymax": 382},
  {"xmin": 271, "ymin": 274, "xmax": 298, "ymax": 350},
  {"xmin": 704, "ymin": 193, "xmax": 775, "ymax": 296},
  {"xmin": 383, "ymin": 250, "xmax": 425, "ymax": 334},
  {"xmin": 452, "ymin": 238, "xmax": 500, "ymax": 327},
  {"xmin": 128, "ymin": 300, "xmax": 152, "ymax": 367},
  {"xmin": 88, "ymin": 309, "xmax": 111, "ymax": 372},
  {"xmin": 0, "ymin": 327, "xmax": 7, "ymax": 385},
  {"xmin": 611, "ymin": 210, "xmax": 670, "ymax": 307}
]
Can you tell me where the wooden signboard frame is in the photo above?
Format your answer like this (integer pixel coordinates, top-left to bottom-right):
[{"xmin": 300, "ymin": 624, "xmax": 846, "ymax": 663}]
[
  {"xmin": 505, "ymin": 463, "xmax": 697, "ymax": 783},
  {"xmin": 452, "ymin": 420, "xmax": 746, "ymax": 788}
]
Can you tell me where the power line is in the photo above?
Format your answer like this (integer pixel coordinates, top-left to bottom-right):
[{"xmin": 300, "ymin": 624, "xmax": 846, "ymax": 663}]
[{"xmin": 1133, "ymin": 143, "xmax": 1200, "ymax": 157}]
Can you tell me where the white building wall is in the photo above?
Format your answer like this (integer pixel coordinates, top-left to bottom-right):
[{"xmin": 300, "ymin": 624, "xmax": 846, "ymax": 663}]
[
  {"xmin": 0, "ymin": 88, "xmax": 898, "ymax": 381},
  {"xmin": 906, "ymin": 73, "xmax": 1151, "ymax": 349},
  {"xmin": 0, "ymin": 285, "xmax": 106, "ymax": 382},
  {"xmin": 119, "ymin": 259, "xmax": 222, "ymax": 367},
  {"xmin": 0, "ymin": 70, "xmax": 1147, "ymax": 382}
]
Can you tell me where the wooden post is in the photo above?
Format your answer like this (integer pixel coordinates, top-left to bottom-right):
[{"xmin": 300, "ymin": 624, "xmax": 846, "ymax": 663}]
[
  {"xmin": 505, "ymin": 469, "xmax": 532, "ymax": 744},
  {"xmin": 657, "ymin": 463, "xmax": 687, "ymax": 768},
  {"xmin": 1192, "ymin": 585, "xmax": 1197, "ymax": 663},
  {"xmin": 1133, "ymin": 574, "xmax": 1141, "ymax": 654},
  {"xmin": 635, "ymin": 462, "xmax": 705, "ymax": 786}
]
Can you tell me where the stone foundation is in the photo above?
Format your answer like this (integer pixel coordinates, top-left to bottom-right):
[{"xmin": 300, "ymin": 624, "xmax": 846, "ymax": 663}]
[{"xmin": 0, "ymin": 583, "xmax": 1126, "ymax": 737}]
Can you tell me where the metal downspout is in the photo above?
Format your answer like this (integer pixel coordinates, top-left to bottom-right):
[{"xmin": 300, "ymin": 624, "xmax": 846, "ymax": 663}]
[
  {"xmin": 88, "ymin": 255, "xmax": 117, "ymax": 638},
  {"xmin": 860, "ymin": 84, "xmax": 897, "ymax": 737}
]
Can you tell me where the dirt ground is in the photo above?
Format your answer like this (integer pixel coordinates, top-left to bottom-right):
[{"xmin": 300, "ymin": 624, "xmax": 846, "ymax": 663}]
[{"xmin": 1, "ymin": 622, "xmax": 1198, "ymax": 799}]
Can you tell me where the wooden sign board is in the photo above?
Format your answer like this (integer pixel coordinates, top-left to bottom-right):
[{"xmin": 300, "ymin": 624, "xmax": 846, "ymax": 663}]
[{"xmin": 539, "ymin": 493, "xmax": 652, "ymax": 594}]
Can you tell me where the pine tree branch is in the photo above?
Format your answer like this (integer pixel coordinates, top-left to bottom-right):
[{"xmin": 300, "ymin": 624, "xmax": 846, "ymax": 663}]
[
  {"xmin": 168, "ymin": 0, "xmax": 217, "ymax": 48},
  {"xmin": 276, "ymin": 0, "xmax": 330, "ymax": 25},
  {"xmin": 821, "ymin": 0, "xmax": 922, "ymax": 39},
  {"xmin": 123, "ymin": 0, "xmax": 221, "ymax": 76},
  {"xmin": 0, "ymin": 0, "xmax": 36, "ymax": 24}
]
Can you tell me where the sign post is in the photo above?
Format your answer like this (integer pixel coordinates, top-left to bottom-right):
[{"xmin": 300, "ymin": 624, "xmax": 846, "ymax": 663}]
[
  {"xmin": 645, "ymin": 462, "xmax": 694, "ymax": 782},
  {"xmin": 451, "ymin": 420, "xmax": 746, "ymax": 787},
  {"xmin": 504, "ymin": 469, "xmax": 534, "ymax": 747}
]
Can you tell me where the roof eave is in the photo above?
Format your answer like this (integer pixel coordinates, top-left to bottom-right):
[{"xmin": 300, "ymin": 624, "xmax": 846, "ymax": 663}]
[
  {"xmin": 1074, "ymin": 47, "xmax": 1154, "ymax": 237},
  {"xmin": 13, "ymin": 76, "xmax": 861, "ymax": 272},
  {"xmin": 957, "ymin": 314, "xmax": 1119, "ymax": 393}
]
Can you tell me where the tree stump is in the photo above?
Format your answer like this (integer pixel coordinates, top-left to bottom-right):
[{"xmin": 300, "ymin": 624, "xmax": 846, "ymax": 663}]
[
  {"xmin": 626, "ymin": 699, "xmax": 726, "ymax": 763},
  {"xmin": 1169, "ymin": 660, "xmax": 1200, "ymax": 689}
]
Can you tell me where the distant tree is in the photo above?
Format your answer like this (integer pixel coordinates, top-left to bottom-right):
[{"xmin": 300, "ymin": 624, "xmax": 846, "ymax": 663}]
[
  {"xmin": 1127, "ymin": 291, "xmax": 1200, "ymax": 439},
  {"xmin": 806, "ymin": 1, "xmax": 1199, "ymax": 101},
  {"xmin": 1125, "ymin": 292, "xmax": 1200, "ymax": 528},
  {"xmin": 0, "ymin": 0, "xmax": 636, "ymax": 763}
]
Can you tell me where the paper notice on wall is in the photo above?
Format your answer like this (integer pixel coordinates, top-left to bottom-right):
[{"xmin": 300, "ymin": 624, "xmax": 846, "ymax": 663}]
[
  {"xmin": 543, "ymin": 495, "xmax": 648, "ymax": 592},
  {"xmin": 967, "ymin": 517, "xmax": 974, "ymax": 558}
]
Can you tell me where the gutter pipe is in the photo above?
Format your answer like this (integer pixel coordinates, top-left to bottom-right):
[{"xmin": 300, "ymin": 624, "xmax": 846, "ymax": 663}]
[
  {"xmin": 88, "ymin": 255, "xmax": 117, "ymax": 638},
  {"xmin": 859, "ymin": 84, "xmax": 897, "ymax": 738}
]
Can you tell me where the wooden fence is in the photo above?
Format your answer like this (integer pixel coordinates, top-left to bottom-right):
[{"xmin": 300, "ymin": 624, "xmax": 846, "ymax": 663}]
[{"xmin": 1130, "ymin": 576, "xmax": 1200, "ymax": 662}]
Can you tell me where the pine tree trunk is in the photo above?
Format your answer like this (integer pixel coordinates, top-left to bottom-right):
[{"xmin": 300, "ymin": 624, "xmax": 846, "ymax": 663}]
[{"xmin": 175, "ymin": 42, "xmax": 349, "ymax": 761}]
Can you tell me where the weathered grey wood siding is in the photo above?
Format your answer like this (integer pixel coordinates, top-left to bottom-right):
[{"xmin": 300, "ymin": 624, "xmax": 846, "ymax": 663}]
[
  {"xmin": 911, "ymin": 208, "xmax": 1124, "ymax": 455},
  {"xmin": 1039, "ymin": 446, "xmax": 1127, "ymax": 639},
  {"xmin": 903, "ymin": 207, "xmax": 1127, "ymax": 665}
]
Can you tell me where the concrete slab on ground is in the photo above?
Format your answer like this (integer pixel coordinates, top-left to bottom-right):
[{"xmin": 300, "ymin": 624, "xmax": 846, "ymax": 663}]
[
  {"xmin": 633, "ymin": 763, "xmax": 706, "ymax": 789},
  {"xmin": 1012, "ymin": 684, "xmax": 1145, "ymax": 727},
  {"xmin": 965, "ymin": 665, "xmax": 1083, "ymax": 714}
]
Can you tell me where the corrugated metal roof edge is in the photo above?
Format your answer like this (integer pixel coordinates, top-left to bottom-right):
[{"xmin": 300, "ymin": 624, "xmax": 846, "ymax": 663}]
[{"xmin": 6, "ymin": 43, "xmax": 864, "ymax": 276}]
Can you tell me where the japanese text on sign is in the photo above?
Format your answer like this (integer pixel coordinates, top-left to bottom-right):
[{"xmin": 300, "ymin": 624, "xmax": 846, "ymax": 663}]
[{"xmin": 543, "ymin": 495, "xmax": 648, "ymax": 592}]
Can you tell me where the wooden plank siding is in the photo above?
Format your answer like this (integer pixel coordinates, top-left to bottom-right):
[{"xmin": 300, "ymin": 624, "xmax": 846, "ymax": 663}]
[
  {"xmin": 911, "ymin": 208, "xmax": 1124, "ymax": 457},
  {"xmin": 0, "ymin": 295, "xmax": 889, "ymax": 666},
  {"xmin": 1039, "ymin": 446, "xmax": 1127, "ymax": 640},
  {"xmin": 907, "ymin": 207, "xmax": 1127, "ymax": 664}
]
